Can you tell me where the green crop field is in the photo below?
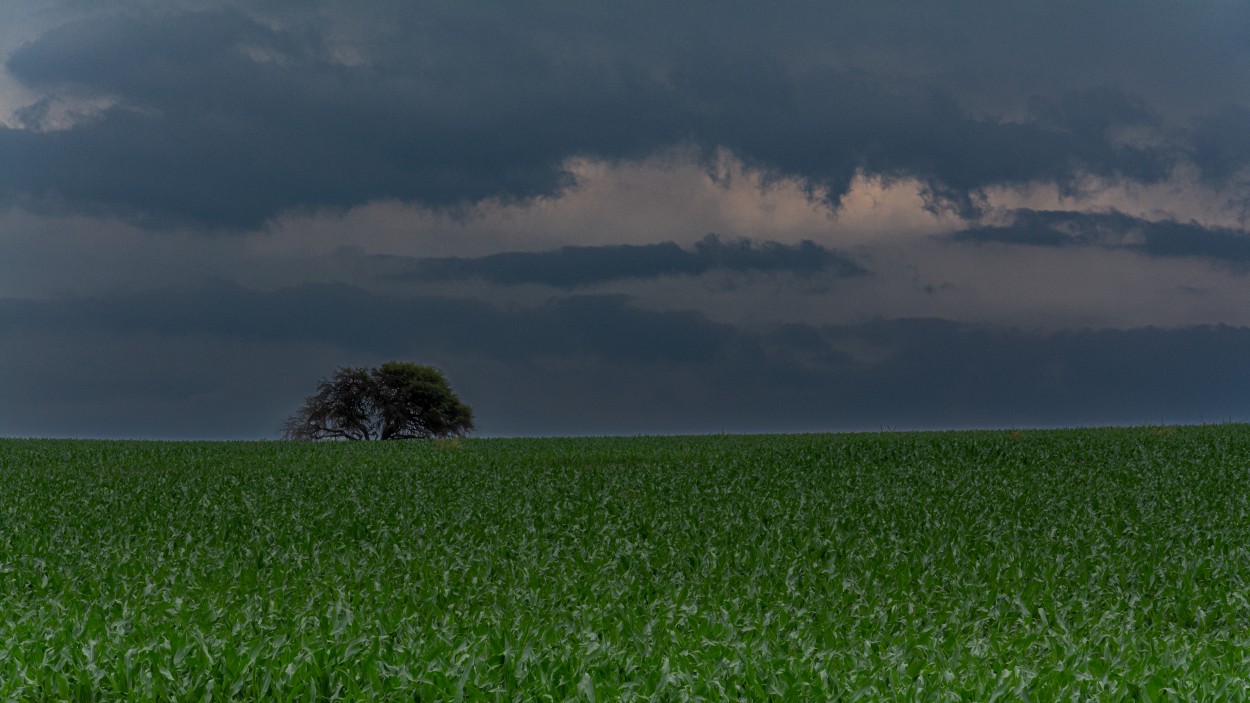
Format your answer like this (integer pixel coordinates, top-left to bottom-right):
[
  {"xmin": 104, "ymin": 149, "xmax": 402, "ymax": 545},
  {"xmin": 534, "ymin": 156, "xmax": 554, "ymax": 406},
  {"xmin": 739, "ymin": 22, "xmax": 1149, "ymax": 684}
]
[{"xmin": 2, "ymin": 426, "xmax": 1250, "ymax": 701}]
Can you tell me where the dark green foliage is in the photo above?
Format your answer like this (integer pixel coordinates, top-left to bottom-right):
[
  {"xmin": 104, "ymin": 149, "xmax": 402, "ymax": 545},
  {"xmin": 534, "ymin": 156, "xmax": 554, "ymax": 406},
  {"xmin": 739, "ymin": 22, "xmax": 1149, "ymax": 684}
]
[
  {"xmin": 372, "ymin": 362, "xmax": 474, "ymax": 440},
  {"xmin": 282, "ymin": 361, "xmax": 473, "ymax": 440},
  {"xmin": 3, "ymin": 425, "xmax": 1250, "ymax": 699}
]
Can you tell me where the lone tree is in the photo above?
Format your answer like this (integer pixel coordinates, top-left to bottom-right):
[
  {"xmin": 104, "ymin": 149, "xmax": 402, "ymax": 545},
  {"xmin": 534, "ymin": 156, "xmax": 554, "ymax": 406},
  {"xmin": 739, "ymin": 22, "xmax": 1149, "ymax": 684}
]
[{"xmin": 283, "ymin": 362, "xmax": 474, "ymax": 440}]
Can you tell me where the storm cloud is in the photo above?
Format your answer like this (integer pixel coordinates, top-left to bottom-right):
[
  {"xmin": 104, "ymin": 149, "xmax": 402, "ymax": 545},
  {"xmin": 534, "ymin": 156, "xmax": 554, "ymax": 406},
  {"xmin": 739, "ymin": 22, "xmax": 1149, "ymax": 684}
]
[
  {"xmin": 0, "ymin": 4, "xmax": 1222, "ymax": 229},
  {"xmin": 389, "ymin": 235, "xmax": 866, "ymax": 288},
  {"xmin": 0, "ymin": 282, "xmax": 739, "ymax": 363},
  {"xmin": 4, "ymin": 2, "xmax": 1250, "ymax": 439},
  {"xmin": 2, "ymin": 283, "xmax": 1248, "ymax": 438},
  {"xmin": 950, "ymin": 209, "xmax": 1250, "ymax": 267}
]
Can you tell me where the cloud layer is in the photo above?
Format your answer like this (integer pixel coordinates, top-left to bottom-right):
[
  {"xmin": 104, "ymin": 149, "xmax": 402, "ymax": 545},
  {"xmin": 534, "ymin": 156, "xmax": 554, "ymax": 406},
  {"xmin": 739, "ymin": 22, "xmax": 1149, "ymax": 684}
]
[
  {"xmin": 951, "ymin": 209, "xmax": 1250, "ymax": 267},
  {"xmin": 390, "ymin": 234, "xmax": 866, "ymax": 288},
  {"xmin": 4, "ymin": 4, "xmax": 1241, "ymax": 229},
  {"xmin": 4, "ymin": 2, "xmax": 1250, "ymax": 438},
  {"xmin": 2, "ymin": 283, "xmax": 1248, "ymax": 438}
]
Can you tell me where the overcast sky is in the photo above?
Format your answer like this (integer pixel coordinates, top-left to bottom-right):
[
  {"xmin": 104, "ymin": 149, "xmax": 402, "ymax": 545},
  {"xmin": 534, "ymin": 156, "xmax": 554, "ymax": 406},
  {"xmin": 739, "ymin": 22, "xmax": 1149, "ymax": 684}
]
[{"xmin": 3, "ymin": 1, "xmax": 1250, "ymax": 438}]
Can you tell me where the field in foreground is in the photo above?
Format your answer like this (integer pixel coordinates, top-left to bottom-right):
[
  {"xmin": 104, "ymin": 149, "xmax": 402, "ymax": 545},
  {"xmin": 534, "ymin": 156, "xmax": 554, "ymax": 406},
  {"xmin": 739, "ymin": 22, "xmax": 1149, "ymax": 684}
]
[{"xmin": 2, "ymin": 427, "xmax": 1250, "ymax": 700}]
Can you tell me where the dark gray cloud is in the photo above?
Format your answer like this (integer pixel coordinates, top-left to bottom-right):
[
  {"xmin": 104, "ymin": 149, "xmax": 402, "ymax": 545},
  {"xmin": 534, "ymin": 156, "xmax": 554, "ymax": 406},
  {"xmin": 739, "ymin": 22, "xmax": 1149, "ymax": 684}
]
[
  {"xmin": 388, "ymin": 234, "xmax": 866, "ymax": 288},
  {"xmin": 4, "ymin": 2, "xmax": 1250, "ymax": 439},
  {"xmin": 2, "ymin": 3, "xmax": 1226, "ymax": 229},
  {"xmin": 0, "ymin": 281, "xmax": 738, "ymax": 363},
  {"xmin": 1189, "ymin": 105, "xmax": 1250, "ymax": 187},
  {"xmin": 1, "ymin": 10, "xmax": 578, "ymax": 228},
  {"xmin": 949, "ymin": 209, "xmax": 1250, "ymax": 266},
  {"xmin": 2, "ymin": 283, "xmax": 1248, "ymax": 438}
]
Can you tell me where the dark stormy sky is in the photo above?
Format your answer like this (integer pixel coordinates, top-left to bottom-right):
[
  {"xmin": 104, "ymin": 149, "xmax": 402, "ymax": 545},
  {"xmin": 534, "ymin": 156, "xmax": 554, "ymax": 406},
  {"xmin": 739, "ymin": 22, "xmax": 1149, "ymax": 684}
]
[{"xmin": 4, "ymin": 1, "xmax": 1250, "ymax": 438}]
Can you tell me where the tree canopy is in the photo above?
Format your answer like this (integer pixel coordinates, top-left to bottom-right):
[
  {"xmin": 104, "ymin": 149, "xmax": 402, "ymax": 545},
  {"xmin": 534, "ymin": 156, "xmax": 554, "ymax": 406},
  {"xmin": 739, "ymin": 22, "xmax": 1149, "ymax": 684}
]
[{"xmin": 282, "ymin": 362, "xmax": 474, "ymax": 440}]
